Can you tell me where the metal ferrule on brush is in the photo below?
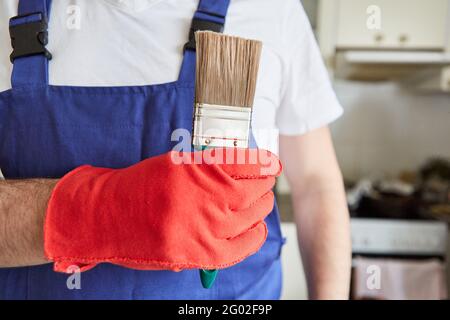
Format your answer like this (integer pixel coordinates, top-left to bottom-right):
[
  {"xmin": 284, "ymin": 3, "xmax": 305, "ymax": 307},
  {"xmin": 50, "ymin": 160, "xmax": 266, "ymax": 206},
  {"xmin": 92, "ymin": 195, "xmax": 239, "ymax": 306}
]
[{"xmin": 193, "ymin": 103, "xmax": 252, "ymax": 149}]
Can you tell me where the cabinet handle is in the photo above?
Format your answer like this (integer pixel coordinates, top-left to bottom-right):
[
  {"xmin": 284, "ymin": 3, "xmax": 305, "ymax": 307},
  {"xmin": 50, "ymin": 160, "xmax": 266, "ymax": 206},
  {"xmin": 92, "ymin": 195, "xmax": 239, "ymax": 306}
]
[
  {"xmin": 399, "ymin": 34, "xmax": 409, "ymax": 44},
  {"xmin": 374, "ymin": 33, "xmax": 384, "ymax": 43}
]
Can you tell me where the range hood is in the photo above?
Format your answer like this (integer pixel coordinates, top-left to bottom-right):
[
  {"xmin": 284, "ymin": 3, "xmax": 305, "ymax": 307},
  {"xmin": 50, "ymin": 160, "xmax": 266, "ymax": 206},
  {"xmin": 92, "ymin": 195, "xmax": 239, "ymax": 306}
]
[
  {"xmin": 334, "ymin": 50, "xmax": 450, "ymax": 90},
  {"xmin": 342, "ymin": 51, "xmax": 450, "ymax": 65}
]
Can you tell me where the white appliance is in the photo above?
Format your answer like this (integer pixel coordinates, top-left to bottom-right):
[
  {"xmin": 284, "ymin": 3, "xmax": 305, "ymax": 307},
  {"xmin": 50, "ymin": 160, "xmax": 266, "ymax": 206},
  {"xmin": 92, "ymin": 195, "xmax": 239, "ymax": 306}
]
[
  {"xmin": 351, "ymin": 218, "xmax": 448, "ymax": 300},
  {"xmin": 351, "ymin": 218, "xmax": 448, "ymax": 256}
]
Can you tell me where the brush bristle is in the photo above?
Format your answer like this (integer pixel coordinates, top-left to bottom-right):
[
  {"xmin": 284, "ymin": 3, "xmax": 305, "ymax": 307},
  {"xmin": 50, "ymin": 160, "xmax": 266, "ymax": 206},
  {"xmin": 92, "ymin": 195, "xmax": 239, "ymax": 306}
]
[{"xmin": 195, "ymin": 31, "xmax": 262, "ymax": 108}]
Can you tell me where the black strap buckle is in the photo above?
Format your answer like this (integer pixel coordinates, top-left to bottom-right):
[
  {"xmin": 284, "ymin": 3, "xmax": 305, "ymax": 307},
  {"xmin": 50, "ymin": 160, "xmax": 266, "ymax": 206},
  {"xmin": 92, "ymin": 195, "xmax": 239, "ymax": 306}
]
[
  {"xmin": 9, "ymin": 13, "xmax": 52, "ymax": 63},
  {"xmin": 184, "ymin": 18, "xmax": 224, "ymax": 51}
]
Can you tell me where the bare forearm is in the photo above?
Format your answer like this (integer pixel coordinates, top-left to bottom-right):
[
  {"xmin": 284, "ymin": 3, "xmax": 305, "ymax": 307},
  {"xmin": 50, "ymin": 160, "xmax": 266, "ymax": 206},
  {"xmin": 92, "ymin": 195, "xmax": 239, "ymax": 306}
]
[
  {"xmin": 293, "ymin": 182, "xmax": 351, "ymax": 300},
  {"xmin": 280, "ymin": 128, "xmax": 351, "ymax": 299},
  {"xmin": 0, "ymin": 179, "xmax": 57, "ymax": 267}
]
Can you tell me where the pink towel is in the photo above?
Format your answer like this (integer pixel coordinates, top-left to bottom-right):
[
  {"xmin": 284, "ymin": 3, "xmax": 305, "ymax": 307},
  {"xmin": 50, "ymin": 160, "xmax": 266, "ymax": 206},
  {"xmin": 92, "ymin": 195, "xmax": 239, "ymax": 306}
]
[{"xmin": 352, "ymin": 257, "xmax": 447, "ymax": 300}]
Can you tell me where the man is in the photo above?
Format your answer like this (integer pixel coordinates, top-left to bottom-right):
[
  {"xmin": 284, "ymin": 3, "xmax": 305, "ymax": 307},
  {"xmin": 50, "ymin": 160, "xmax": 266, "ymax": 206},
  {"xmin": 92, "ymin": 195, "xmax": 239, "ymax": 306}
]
[{"xmin": 0, "ymin": 0, "xmax": 350, "ymax": 299}]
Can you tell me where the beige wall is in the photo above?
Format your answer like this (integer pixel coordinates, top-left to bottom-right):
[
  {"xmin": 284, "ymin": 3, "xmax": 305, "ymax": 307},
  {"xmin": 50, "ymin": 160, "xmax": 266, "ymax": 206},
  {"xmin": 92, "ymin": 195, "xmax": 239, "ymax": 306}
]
[{"xmin": 331, "ymin": 79, "xmax": 450, "ymax": 181}]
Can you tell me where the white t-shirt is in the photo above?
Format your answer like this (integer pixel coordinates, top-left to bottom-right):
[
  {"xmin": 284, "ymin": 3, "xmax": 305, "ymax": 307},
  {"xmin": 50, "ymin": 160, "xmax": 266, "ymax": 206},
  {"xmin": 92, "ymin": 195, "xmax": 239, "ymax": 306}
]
[{"xmin": 0, "ymin": 0, "xmax": 343, "ymax": 153}]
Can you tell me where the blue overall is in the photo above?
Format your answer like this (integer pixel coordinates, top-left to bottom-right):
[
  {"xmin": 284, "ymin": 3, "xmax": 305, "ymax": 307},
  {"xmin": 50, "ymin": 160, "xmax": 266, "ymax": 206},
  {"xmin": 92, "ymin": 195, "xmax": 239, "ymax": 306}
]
[{"xmin": 0, "ymin": 0, "xmax": 284, "ymax": 299}]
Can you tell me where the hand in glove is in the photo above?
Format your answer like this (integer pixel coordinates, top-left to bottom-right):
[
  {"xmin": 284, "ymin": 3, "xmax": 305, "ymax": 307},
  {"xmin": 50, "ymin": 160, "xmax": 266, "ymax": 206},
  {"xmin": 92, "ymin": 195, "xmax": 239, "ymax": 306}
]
[{"xmin": 44, "ymin": 148, "xmax": 282, "ymax": 273}]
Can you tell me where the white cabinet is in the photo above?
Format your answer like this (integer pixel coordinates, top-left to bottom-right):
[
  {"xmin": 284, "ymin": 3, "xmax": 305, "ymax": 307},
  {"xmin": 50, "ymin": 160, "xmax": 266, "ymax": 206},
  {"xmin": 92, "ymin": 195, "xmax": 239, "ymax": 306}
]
[{"xmin": 335, "ymin": 0, "xmax": 449, "ymax": 50}]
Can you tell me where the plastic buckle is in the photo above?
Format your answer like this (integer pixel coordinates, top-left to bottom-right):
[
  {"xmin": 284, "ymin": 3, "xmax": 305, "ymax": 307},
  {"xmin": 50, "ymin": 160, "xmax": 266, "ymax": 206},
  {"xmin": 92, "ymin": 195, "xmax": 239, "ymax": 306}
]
[
  {"xmin": 9, "ymin": 12, "xmax": 52, "ymax": 63},
  {"xmin": 184, "ymin": 18, "xmax": 224, "ymax": 51}
]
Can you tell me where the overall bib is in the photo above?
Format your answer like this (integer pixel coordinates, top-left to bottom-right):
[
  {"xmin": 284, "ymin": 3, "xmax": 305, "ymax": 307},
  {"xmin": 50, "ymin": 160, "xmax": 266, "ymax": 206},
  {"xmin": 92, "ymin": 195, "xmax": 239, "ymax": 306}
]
[{"xmin": 0, "ymin": 0, "xmax": 284, "ymax": 299}]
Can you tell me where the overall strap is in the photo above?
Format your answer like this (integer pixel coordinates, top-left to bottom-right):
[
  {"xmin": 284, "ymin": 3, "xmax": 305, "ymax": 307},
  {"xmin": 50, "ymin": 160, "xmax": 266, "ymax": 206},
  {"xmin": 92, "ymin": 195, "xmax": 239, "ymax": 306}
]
[
  {"xmin": 178, "ymin": 0, "xmax": 231, "ymax": 83},
  {"xmin": 10, "ymin": 0, "xmax": 52, "ymax": 88}
]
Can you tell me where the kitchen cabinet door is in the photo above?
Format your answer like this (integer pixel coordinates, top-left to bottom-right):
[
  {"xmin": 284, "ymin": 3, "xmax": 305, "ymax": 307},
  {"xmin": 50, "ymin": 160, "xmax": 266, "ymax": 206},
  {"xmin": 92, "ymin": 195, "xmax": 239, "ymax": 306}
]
[{"xmin": 336, "ymin": 0, "xmax": 449, "ymax": 49}]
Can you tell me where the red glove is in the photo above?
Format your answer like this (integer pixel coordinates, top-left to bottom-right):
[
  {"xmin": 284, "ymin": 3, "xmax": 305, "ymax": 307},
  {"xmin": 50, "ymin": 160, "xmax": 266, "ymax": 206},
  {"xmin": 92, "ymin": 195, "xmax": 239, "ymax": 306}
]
[{"xmin": 44, "ymin": 148, "xmax": 282, "ymax": 273}]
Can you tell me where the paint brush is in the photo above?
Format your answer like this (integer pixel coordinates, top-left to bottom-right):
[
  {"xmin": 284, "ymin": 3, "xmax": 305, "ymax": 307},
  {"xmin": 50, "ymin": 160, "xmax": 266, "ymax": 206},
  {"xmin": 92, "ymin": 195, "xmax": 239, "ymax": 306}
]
[{"xmin": 193, "ymin": 31, "xmax": 263, "ymax": 288}]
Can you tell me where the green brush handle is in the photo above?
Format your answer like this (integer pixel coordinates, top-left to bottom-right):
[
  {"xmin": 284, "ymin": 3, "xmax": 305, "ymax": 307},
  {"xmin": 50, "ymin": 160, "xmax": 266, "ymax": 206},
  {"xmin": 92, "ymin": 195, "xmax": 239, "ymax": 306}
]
[
  {"xmin": 193, "ymin": 145, "xmax": 218, "ymax": 289},
  {"xmin": 200, "ymin": 269, "xmax": 218, "ymax": 289}
]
